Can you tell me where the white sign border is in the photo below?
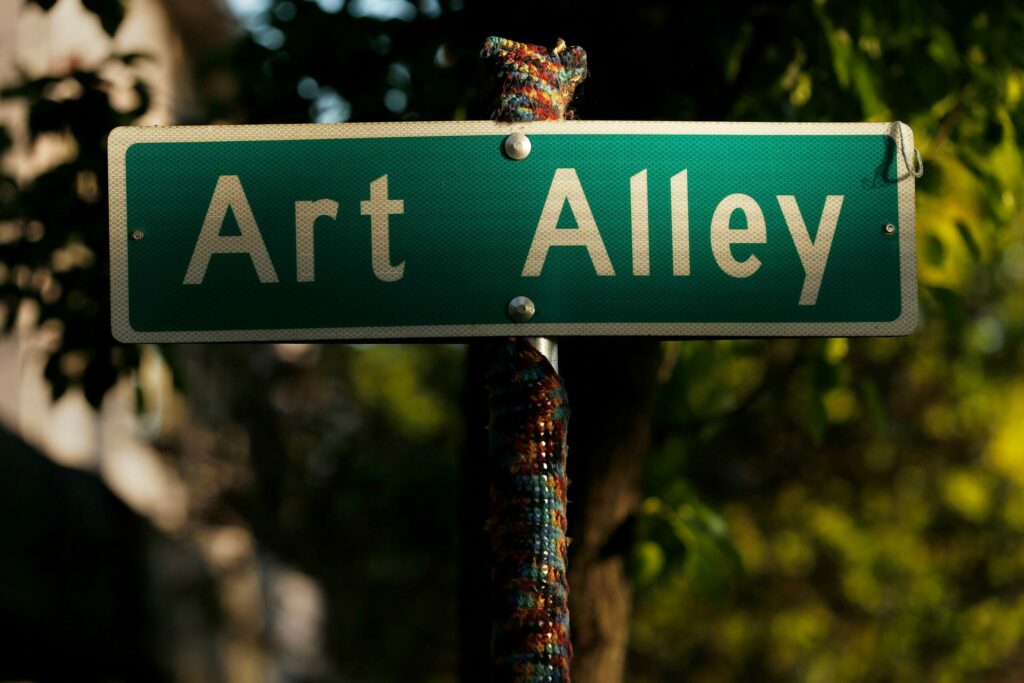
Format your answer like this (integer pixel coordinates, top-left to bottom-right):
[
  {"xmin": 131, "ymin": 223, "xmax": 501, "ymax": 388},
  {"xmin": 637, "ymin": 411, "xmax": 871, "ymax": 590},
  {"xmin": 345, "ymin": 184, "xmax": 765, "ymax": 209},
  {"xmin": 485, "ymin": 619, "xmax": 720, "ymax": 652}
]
[{"xmin": 109, "ymin": 120, "xmax": 918, "ymax": 342}]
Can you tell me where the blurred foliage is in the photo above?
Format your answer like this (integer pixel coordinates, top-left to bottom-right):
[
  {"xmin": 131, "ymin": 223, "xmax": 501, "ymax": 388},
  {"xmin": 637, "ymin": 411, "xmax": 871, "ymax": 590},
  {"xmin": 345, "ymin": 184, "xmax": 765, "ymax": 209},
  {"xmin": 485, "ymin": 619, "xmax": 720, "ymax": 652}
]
[
  {"xmin": 624, "ymin": 2, "xmax": 1024, "ymax": 681},
  {"xmin": 3, "ymin": 0, "xmax": 1024, "ymax": 681},
  {"xmin": 0, "ymin": 8, "xmax": 146, "ymax": 404},
  {"xmin": 174, "ymin": 342, "xmax": 466, "ymax": 681}
]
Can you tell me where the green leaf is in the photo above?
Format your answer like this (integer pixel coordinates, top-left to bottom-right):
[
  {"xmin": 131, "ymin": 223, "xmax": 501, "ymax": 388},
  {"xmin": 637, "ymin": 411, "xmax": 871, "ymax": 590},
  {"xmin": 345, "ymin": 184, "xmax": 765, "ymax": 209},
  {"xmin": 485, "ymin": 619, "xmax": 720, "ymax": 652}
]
[
  {"xmin": 641, "ymin": 492, "xmax": 744, "ymax": 599},
  {"xmin": 924, "ymin": 233, "xmax": 946, "ymax": 266},
  {"xmin": 859, "ymin": 378, "xmax": 889, "ymax": 433},
  {"xmin": 724, "ymin": 22, "xmax": 753, "ymax": 83},
  {"xmin": 632, "ymin": 541, "xmax": 666, "ymax": 587},
  {"xmin": 850, "ymin": 58, "xmax": 887, "ymax": 117},
  {"xmin": 806, "ymin": 390, "xmax": 828, "ymax": 446},
  {"xmin": 815, "ymin": 5, "xmax": 851, "ymax": 88},
  {"xmin": 955, "ymin": 220, "xmax": 982, "ymax": 261}
]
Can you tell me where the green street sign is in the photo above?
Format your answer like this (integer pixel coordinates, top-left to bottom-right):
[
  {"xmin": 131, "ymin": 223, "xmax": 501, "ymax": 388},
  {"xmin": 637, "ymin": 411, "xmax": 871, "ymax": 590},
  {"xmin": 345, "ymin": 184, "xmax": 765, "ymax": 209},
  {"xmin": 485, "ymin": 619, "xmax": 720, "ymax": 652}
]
[{"xmin": 109, "ymin": 121, "xmax": 918, "ymax": 342}]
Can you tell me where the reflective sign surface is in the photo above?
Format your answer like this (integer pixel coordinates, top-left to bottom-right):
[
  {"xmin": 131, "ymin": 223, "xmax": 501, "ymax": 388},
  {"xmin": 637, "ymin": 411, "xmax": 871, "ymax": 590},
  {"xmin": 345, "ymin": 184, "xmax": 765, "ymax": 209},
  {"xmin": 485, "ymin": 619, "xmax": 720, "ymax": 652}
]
[{"xmin": 109, "ymin": 121, "xmax": 918, "ymax": 342}]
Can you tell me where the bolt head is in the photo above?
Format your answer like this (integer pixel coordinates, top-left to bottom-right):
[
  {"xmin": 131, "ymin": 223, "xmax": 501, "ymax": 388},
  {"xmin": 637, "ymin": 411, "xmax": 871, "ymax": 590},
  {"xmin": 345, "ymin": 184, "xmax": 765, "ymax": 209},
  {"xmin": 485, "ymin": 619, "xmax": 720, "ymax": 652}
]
[
  {"xmin": 507, "ymin": 295, "xmax": 536, "ymax": 323},
  {"xmin": 131, "ymin": 229, "xmax": 144, "ymax": 241},
  {"xmin": 504, "ymin": 133, "xmax": 532, "ymax": 160},
  {"xmin": 883, "ymin": 223, "xmax": 896, "ymax": 235}
]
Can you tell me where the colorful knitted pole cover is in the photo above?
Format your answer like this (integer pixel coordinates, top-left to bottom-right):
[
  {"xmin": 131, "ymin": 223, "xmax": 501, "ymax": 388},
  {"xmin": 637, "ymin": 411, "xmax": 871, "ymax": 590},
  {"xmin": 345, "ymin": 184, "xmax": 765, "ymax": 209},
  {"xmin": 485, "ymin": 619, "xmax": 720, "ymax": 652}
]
[
  {"xmin": 481, "ymin": 36, "xmax": 588, "ymax": 122},
  {"xmin": 482, "ymin": 36, "xmax": 586, "ymax": 683},
  {"xmin": 486, "ymin": 338, "xmax": 572, "ymax": 683}
]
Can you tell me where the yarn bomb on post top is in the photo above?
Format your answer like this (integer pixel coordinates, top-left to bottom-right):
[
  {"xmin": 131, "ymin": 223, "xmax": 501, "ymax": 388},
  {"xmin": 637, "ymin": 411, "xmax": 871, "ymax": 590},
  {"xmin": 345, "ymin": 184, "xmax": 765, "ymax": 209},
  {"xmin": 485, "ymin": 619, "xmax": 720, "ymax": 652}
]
[{"xmin": 481, "ymin": 36, "xmax": 588, "ymax": 122}]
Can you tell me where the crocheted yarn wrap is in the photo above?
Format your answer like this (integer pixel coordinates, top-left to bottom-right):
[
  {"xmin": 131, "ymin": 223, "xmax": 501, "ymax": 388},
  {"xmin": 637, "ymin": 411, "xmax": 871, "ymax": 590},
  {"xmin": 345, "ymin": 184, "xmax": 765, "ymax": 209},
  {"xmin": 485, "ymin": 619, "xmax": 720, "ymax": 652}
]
[
  {"xmin": 487, "ymin": 338, "xmax": 571, "ymax": 682},
  {"xmin": 481, "ymin": 36, "xmax": 588, "ymax": 121},
  {"xmin": 483, "ymin": 35, "xmax": 583, "ymax": 682}
]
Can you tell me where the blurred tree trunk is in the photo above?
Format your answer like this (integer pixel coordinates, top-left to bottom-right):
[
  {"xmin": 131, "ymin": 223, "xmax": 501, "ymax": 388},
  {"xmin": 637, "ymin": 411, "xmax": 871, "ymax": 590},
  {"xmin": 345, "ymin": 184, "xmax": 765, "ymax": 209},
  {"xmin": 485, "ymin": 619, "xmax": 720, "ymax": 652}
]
[{"xmin": 561, "ymin": 339, "xmax": 662, "ymax": 683}]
